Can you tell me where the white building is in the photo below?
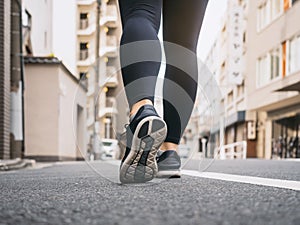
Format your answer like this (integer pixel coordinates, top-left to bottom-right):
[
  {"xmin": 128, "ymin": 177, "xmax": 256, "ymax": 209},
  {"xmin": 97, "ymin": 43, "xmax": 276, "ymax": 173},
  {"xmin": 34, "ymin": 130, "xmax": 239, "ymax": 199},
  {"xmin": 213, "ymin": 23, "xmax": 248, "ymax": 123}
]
[
  {"xmin": 23, "ymin": 0, "xmax": 125, "ymax": 159},
  {"xmin": 193, "ymin": 0, "xmax": 251, "ymax": 158},
  {"xmin": 23, "ymin": 0, "xmax": 78, "ymax": 75}
]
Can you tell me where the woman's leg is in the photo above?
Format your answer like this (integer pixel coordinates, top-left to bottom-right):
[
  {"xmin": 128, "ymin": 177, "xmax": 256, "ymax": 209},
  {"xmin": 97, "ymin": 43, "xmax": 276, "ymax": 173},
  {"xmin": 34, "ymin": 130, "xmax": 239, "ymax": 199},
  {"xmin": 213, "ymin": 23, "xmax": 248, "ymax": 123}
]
[
  {"xmin": 118, "ymin": 0, "xmax": 162, "ymax": 113},
  {"xmin": 118, "ymin": 0, "xmax": 168, "ymax": 183},
  {"xmin": 161, "ymin": 0, "xmax": 209, "ymax": 150}
]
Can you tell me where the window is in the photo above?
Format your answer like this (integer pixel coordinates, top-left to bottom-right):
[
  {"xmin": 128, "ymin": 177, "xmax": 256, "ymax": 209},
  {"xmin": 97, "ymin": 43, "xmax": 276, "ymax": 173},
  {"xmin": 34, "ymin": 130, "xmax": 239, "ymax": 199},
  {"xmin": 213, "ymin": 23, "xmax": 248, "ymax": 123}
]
[
  {"xmin": 292, "ymin": 0, "xmax": 300, "ymax": 5},
  {"xmin": 257, "ymin": 0, "xmax": 283, "ymax": 31},
  {"xmin": 79, "ymin": 72, "xmax": 87, "ymax": 80},
  {"xmin": 79, "ymin": 42, "xmax": 89, "ymax": 60},
  {"xmin": 237, "ymin": 82, "xmax": 245, "ymax": 97},
  {"xmin": 257, "ymin": 47, "xmax": 282, "ymax": 87},
  {"xmin": 272, "ymin": 0, "xmax": 283, "ymax": 18},
  {"xmin": 257, "ymin": 55, "xmax": 269, "ymax": 87},
  {"xmin": 79, "ymin": 13, "xmax": 89, "ymax": 29},
  {"xmin": 270, "ymin": 48, "xmax": 281, "ymax": 79},
  {"xmin": 228, "ymin": 91, "xmax": 234, "ymax": 104},
  {"xmin": 288, "ymin": 35, "xmax": 300, "ymax": 74}
]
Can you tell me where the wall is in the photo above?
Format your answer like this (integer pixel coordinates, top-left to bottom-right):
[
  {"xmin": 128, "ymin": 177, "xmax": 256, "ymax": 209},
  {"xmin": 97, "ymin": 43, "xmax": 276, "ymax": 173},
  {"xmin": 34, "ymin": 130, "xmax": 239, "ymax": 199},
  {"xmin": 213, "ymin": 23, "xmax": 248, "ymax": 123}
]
[
  {"xmin": 52, "ymin": 0, "xmax": 77, "ymax": 75},
  {"xmin": 246, "ymin": 0, "xmax": 300, "ymax": 111},
  {"xmin": 24, "ymin": 65, "xmax": 59, "ymax": 158},
  {"xmin": 0, "ymin": 0, "xmax": 11, "ymax": 159},
  {"xmin": 23, "ymin": 0, "xmax": 77, "ymax": 75},
  {"xmin": 58, "ymin": 66, "xmax": 87, "ymax": 159},
  {"xmin": 23, "ymin": 0, "xmax": 53, "ymax": 56}
]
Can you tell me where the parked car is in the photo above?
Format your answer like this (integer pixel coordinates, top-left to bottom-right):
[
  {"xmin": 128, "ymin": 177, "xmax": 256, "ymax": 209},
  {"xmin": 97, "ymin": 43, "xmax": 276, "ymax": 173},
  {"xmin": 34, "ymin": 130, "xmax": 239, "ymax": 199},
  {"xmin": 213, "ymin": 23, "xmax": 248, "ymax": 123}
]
[{"xmin": 99, "ymin": 138, "xmax": 121, "ymax": 160}]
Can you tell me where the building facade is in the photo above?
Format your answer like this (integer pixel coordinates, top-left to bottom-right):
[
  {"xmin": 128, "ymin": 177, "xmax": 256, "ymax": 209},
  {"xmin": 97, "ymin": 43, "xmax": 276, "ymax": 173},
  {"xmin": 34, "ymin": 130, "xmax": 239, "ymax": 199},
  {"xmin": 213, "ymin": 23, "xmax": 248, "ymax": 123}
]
[
  {"xmin": 24, "ymin": 57, "xmax": 87, "ymax": 161},
  {"xmin": 21, "ymin": 0, "xmax": 125, "ymax": 159},
  {"xmin": 0, "ymin": 0, "xmax": 11, "ymax": 159},
  {"xmin": 196, "ymin": 0, "xmax": 252, "ymax": 158},
  {"xmin": 76, "ymin": 0, "xmax": 125, "ymax": 155},
  {"xmin": 23, "ymin": 0, "xmax": 78, "ymax": 75},
  {"xmin": 246, "ymin": 0, "xmax": 300, "ymax": 159},
  {"xmin": 199, "ymin": 0, "xmax": 300, "ymax": 159}
]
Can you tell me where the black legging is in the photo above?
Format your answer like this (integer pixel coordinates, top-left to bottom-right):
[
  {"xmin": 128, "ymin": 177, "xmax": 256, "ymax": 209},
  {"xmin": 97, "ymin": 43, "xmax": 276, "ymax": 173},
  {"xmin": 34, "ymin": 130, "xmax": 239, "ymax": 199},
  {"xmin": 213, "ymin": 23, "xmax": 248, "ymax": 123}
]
[{"xmin": 119, "ymin": 0, "xmax": 209, "ymax": 144}]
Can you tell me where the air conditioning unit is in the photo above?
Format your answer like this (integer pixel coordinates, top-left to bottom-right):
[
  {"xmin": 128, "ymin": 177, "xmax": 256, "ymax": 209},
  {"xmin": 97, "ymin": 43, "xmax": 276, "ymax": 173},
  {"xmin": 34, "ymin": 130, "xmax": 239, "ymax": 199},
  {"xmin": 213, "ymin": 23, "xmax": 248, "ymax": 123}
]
[{"xmin": 247, "ymin": 121, "xmax": 256, "ymax": 140}]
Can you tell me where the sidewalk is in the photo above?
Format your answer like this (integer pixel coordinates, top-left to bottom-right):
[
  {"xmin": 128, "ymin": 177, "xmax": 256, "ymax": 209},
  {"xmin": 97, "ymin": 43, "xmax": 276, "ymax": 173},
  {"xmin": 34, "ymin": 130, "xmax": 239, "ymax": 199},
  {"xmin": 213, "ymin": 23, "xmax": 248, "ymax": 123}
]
[{"xmin": 0, "ymin": 158, "xmax": 36, "ymax": 171}]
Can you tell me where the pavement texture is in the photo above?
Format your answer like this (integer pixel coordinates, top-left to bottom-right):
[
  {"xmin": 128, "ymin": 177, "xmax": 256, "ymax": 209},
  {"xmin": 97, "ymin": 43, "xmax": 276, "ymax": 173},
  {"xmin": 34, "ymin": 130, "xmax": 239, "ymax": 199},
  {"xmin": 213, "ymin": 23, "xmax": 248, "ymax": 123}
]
[{"xmin": 0, "ymin": 159, "xmax": 299, "ymax": 225}]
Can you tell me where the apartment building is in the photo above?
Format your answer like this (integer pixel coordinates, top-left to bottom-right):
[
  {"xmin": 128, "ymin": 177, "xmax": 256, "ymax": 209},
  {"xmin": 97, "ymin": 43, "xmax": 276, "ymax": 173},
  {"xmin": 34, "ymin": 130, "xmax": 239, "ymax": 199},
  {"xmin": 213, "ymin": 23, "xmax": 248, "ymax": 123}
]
[
  {"xmin": 199, "ymin": 0, "xmax": 253, "ymax": 158},
  {"xmin": 76, "ymin": 0, "xmax": 124, "ymax": 153},
  {"xmin": 246, "ymin": 0, "xmax": 300, "ymax": 159}
]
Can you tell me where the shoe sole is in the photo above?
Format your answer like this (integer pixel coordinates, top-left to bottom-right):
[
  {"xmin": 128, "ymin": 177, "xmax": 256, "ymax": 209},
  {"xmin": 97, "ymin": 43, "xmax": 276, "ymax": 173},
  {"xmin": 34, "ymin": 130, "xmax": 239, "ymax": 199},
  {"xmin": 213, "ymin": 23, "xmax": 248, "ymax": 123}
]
[
  {"xmin": 119, "ymin": 116, "xmax": 167, "ymax": 183},
  {"xmin": 156, "ymin": 170, "xmax": 181, "ymax": 178}
]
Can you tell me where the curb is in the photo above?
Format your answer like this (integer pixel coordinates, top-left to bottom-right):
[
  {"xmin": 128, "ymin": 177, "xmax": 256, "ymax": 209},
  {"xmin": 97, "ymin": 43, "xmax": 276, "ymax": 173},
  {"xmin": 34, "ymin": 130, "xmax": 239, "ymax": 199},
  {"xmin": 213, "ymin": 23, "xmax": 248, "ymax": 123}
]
[{"xmin": 0, "ymin": 158, "xmax": 36, "ymax": 171}]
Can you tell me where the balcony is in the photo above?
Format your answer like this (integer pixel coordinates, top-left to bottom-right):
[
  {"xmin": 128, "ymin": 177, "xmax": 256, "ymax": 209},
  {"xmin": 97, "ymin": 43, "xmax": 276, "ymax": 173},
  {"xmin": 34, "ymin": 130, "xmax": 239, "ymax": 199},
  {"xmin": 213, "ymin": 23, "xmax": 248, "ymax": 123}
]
[
  {"xmin": 100, "ymin": 5, "xmax": 118, "ymax": 28},
  {"xmin": 77, "ymin": 49, "xmax": 95, "ymax": 67},
  {"xmin": 100, "ymin": 66, "xmax": 119, "ymax": 87},
  {"xmin": 78, "ymin": 20, "xmax": 96, "ymax": 36},
  {"xmin": 79, "ymin": 49, "xmax": 89, "ymax": 60},
  {"xmin": 98, "ymin": 97, "xmax": 118, "ymax": 118},
  {"xmin": 100, "ymin": 35, "xmax": 118, "ymax": 57},
  {"xmin": 77, "ymin": 0, "xmax": 96, "ymax": 6}
]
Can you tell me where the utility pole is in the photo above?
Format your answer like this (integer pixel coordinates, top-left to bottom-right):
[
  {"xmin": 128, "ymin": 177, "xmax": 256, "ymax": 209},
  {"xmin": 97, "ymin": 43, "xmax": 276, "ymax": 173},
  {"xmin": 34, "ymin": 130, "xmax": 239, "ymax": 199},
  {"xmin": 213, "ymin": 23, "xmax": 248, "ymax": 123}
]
[{"xmin": 92, "ymin": 0, "xmax": 101, "ymax": 155}]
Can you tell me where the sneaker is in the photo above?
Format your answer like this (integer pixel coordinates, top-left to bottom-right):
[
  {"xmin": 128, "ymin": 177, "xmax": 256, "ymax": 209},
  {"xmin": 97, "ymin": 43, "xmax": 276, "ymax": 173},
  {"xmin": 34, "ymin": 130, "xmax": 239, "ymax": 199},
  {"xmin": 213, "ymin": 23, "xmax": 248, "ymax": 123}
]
[
  {"xmin": 156, "ymin": 150, "xmax": 181, "ymax": 178},
  {"xmin": 119, "ymin": 105, "xmax": 167, "ymax": 183}
]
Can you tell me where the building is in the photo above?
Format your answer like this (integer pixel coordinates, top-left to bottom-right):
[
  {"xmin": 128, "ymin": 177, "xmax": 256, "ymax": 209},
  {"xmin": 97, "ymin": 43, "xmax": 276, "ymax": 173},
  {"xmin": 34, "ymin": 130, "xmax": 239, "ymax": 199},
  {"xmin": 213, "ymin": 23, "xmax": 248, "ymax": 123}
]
[
  {"xmin": 0, "ymin": 0, "xmax": 12, "ymax": 159},
  {"xmin": 0, "ymin": 0, "xmax": 26, "ymax": 159},
  {"xmin": 200, "ymin": 0, "xmax": 300, "ymax": 159},
  {"xmin": 197, "ymin": 0, "xmax": 251, "ymax": 158},
  {"xmin": 76, "ymin": 0, "xmax": 123, "ymax": 152},
  {"xmin": 246, "ymin": 0, "xmax": 300, "ymax": 159},
  {"xmin": 22, "ymin": 0, "xmax": 125, "ymax": 159},
  {"xmin": 23, "ymin": 0, "xmax": 78, "ymax": 75},
  {"xmin": 24, "ymin": 57, "xmax": 87, "ymax": 161}
]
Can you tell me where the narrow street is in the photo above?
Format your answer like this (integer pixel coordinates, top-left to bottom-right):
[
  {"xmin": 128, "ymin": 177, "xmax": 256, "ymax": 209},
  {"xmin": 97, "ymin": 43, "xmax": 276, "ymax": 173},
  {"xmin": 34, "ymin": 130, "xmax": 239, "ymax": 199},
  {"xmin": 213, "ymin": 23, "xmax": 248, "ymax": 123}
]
[{"xmin": 1, "ymin": 159, "xmax": 299, "ymax": 225}]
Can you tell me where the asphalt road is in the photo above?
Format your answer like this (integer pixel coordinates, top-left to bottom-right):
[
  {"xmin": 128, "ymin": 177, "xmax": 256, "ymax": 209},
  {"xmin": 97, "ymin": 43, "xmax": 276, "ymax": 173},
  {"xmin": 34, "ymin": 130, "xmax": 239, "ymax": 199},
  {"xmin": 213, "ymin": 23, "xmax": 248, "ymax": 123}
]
[{"xmin": 0, "ymin": 159, "xmax": 299, "ymax": 225}]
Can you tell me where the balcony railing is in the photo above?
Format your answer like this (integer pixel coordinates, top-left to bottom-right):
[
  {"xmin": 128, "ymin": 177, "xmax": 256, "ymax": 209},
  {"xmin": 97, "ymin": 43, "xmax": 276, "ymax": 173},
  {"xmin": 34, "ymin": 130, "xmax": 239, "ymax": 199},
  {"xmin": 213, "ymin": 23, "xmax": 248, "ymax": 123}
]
[
  {"xmin": 79, "ymin": 49, "xmax": 89, "ymax": 60},
  {"xmin": 77, "ymin": 0, "xmax": 96, "ymax": 6},
  {"xmin": 106, "ymin": 35, "xmax": 117, "ymax": 47},
  {"xmin": 100, "ymin": 5, "xmax": 118, "ymax": 27},
  {"xmin": 79, "ymin": 19, "xmax": 89, "ymax": 30},
  {"xmin": 98, "ymin": 97, "xmax": 118, "ymax": 118},
  {"xmin": 100, "ymin": 35, "xmax": 117, "ymax": 57},
  {"xmin": 100, "ymin": 66, "xmax": 118, "ymax": 87}
]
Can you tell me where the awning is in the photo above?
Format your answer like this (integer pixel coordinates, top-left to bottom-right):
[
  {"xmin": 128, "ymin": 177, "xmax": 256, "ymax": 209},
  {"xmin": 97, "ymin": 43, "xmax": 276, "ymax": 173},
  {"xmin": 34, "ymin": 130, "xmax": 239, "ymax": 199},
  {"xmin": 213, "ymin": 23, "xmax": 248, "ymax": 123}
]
[{"xmin": 275, "ymin": 80, "xmax": 300, "ymax": 92}]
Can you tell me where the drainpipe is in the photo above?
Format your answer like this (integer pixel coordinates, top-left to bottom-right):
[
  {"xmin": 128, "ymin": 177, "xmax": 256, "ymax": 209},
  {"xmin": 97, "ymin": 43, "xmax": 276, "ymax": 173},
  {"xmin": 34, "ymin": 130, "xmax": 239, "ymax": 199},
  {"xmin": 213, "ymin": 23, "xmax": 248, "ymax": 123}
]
[
  {"xmin": 92, "ymin": 0, "xmax": 101, "ymax": 155},
  {"xmin": 18, "ymin": 0, "xmax": 25, "ymax": 158},
  {"xmin": 10, "ymin": 0, "xmax": 24, "ymax": 158}
]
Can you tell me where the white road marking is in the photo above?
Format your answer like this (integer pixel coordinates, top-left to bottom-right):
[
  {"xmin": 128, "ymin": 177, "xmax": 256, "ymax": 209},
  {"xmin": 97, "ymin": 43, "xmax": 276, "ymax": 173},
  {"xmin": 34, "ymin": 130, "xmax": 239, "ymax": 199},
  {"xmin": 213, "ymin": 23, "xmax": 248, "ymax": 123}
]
[{"xmin": 182, "ymin": 170, "xmax": 300, "ymax": 191}]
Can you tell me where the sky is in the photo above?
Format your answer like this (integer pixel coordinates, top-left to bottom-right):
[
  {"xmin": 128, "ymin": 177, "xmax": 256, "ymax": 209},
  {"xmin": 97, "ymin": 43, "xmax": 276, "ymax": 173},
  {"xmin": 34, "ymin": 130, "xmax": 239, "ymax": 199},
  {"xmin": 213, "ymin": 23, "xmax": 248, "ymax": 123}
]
[{"xmin": 198, "ymin": 0, "xmax": 228, "ymax": 61}]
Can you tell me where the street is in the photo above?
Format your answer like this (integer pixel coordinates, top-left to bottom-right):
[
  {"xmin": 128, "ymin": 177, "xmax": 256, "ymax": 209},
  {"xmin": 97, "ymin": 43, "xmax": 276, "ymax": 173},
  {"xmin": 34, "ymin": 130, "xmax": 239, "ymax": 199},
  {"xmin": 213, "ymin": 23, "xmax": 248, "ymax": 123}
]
[{"xmin": 0, "ymin": 159, "xmax": 299, "ymax": 225}]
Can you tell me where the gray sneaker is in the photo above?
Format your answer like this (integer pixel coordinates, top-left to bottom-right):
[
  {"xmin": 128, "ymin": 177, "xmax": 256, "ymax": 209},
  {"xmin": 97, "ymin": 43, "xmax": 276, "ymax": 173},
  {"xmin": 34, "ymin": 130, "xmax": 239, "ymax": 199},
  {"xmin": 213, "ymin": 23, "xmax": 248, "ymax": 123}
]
[
  {"xmin": 156, "ymin": 150, "xmax": 181, "ymax": 178},
  {"xmin": 119, "ymin": 105, "xmax": 167, "ymax": 183}
]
